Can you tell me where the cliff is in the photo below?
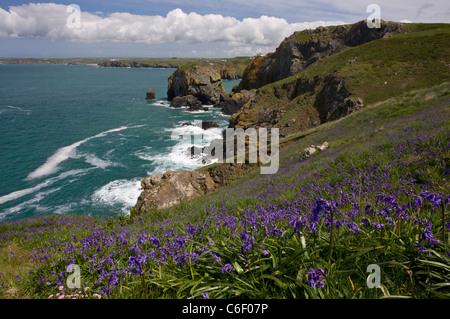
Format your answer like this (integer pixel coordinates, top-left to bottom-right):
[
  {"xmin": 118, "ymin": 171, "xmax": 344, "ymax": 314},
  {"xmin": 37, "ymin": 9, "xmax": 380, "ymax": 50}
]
[{"xmin": 234, "ymin": 20, "xmax": 407, "ymax": 92}]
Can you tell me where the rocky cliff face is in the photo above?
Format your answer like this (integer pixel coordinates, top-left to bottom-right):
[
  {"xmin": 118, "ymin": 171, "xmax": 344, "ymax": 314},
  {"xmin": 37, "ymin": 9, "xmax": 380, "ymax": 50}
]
[
  {"xmin": 234, "ymin": 20, "xmax": 406, "ymax": 91},
  {"xmin": 229, "ymin": 74, "xmax": 363, "ymax": 137},
  {"xmin": 167, "ymin": 64, "xmax": 229, "ymax": 105}
]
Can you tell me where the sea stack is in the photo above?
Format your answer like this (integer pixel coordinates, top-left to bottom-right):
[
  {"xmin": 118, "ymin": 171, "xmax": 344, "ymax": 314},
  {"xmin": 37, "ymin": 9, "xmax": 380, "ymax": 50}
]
[{"xmin": 146, "ymin": 88, "xmax": 156, "ymax": 100}]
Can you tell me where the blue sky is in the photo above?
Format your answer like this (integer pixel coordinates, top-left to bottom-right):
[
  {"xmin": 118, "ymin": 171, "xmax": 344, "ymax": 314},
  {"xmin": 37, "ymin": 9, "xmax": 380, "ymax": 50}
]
[{"xmin": 0, "ymin": 1, "xmax": 448, "ymax": 58}]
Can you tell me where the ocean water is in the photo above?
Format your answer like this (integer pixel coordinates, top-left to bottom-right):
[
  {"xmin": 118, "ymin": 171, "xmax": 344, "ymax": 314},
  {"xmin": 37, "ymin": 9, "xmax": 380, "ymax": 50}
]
[{"xmin": 0, "ymin": 64, "xmax": 240, "ymax": 222}]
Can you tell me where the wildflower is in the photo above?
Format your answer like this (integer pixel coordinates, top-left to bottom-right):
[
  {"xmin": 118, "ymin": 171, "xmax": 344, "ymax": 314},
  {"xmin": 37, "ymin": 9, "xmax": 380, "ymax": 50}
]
[
  {"xmin": 221, "ymin": 263, "xmax": 234, "ymax": 274},
  {"xmin": 420, "ymin": 191, "xmax": 442, "ymax": 209},
  {"xmin": 210, "ymin": 252, "xmax": 221, "ymax": 264},
  {"xmin": 261, "ymin": 248, "xmax": 271, "ymax": 258},
  {"xmin": 346, "ymin": 222, "xmax": 361, "ymax": 233},
  {"xmin": 202, "ymin": 293, "xmax": 209, "ymax": 299},
  {"xmin": 307, "ymin": 268, "xmax": 326, "ymax": 288},
  {"xmin": 361, "ymin": 218, "xmax": 370, "ymax": 227},
  {"xmin": 371, "ymin": 222, "xmax": 384, "ymax": 230},
  {"xmin": 420, "ymin": 221, "xmax": 440, "ymax": 247}
]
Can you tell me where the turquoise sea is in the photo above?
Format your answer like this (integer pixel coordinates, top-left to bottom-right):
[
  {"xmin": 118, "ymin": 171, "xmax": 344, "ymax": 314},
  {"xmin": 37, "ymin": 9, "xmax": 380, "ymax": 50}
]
[{"xmin": 0, "ymin": 64, "xmax": 239, "ymax": 222}]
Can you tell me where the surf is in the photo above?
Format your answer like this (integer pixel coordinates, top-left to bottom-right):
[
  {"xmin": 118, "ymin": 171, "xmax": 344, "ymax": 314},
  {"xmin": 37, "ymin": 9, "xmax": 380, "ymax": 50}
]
[{"xmin": 25, "ymin": 126, "xmax": 129, "ymax": 180}]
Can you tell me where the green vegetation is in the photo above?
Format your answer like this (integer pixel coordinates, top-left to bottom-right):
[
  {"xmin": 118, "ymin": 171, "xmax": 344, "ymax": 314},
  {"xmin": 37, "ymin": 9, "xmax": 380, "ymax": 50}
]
[{"xmin": 0, "ymin": 22, "xmax": 448, "ymax": 300}]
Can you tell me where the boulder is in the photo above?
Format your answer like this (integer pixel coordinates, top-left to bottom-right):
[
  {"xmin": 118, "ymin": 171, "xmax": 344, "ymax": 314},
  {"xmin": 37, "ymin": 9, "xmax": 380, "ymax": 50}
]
[
  {"xmin": 132, "ymin": 161, "xmax": 256, "ymax": 215},
  {"xmin": 300, "ymin": 142, "xmax": 329, "ymax": 160}
]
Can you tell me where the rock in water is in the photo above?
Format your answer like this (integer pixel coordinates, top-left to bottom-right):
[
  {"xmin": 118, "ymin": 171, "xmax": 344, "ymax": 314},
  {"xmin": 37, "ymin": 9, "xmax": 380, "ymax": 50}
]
[
  {"xmin": 167, "ymin": 63, "xmax": 229, "ymax": 105},
  {"xmin": 170, "ymin": 95, "xmax": 202, "ymax": 108},
  {"xmin": 201, "ymin": 121, "xmax": 219, "ymax": 130},
  {"xmin": 146, "ymin": 88, "xmax": 156, "ymax": 100}
]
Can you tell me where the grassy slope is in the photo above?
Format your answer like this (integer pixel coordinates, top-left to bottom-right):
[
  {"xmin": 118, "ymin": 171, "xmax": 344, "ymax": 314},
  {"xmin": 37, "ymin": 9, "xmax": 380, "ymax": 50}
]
[{"xmin": 0, "ymin": 82, "xmax": 448, "ymax": 299}]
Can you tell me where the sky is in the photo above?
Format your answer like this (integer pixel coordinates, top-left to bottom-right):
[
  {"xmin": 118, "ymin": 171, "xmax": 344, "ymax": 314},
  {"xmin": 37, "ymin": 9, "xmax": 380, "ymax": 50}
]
[{"xmin": 0, "ymin": 1, "xmax": 448, "ymax": 58}]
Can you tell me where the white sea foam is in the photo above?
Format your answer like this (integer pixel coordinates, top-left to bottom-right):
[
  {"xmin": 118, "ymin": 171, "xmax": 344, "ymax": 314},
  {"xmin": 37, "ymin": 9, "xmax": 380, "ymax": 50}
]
[
  {"xmin": 83, "ymin": 153, "xmax": 117, "ymax": 169},
  {"xmin": 150, "ymin": 100, "xmax": 171, "ymax": 108},
  {"xmin": 138, "ymin": 124, "xmax": 223, "ymax": 175},
  {"xmin": 91, "ymin": 178, "xmax": 142, "ymax": 214},
  {"xmin": 25, "ymin": 126, "xmax": 129, "ymax": 180},
  {"xmin": 0, "ymin": 105, "xmax": 32, "ymax": 115},
  {"xmin": 0, "ymin": 187, "xmax": 61, "ymax": 219},
  {"xmin": 7, "ymin": 105, "xmax": 32, "ymax": 113},
  {"xmin": 0, "ymin": 169, "xmax": 90, "ymax": 205}
]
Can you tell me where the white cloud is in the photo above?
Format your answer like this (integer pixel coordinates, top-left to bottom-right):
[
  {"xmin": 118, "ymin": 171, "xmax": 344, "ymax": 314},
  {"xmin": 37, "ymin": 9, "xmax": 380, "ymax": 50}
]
[{"xmin": 0, "ymin": 3, "xmax": 346, "ymax": 53}]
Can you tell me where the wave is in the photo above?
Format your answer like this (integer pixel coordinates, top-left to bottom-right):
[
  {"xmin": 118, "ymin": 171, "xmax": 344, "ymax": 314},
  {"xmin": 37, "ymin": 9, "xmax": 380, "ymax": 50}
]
[
  {"xmin": 0, "ymin": 169, "xmax": 90, "ymax": 205},
  {"xmin": 25, "ymin": 126, "xmax": 129, "ymax": 180},
  {"xmin": 0, "ymin": 187, "xmax": 61, "ymax": 219},
  {"xmin": 91, "ymin": 178, "xmax": 142, "ymax": 214},
  {"xmin": 0, "ymin": 105, "xmax": 32, "ymax": 115},
  {"xmin": 138, "ymin": 123, "xmax": 223, "ymax": 175},
  {"xmin": 150, "ymin": 100, "xmax": 171, "ymax": 108}
]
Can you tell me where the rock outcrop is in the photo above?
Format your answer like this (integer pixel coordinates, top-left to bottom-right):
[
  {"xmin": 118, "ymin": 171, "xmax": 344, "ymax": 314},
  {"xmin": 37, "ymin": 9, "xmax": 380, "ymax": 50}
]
[
  {"xmin": 215, "ymin": 89, "xmax": 256, "ymax": 115},
  {"xmin": 229, "ymin": 74, "xmax": 364, "ymax": 137},
  {"xmin": 133, "ymin": 170, "xmax": 217, "ymax": 213},
  {"xmin": 170, "ymin": 95, "xmax": 202, "ymax": 108},
  {"xmin": 132, "ymin": 163, "xmax": 253, "ymax": 214},
  {"xmin": 234, "ymin": 20, "xmax": 407, "ymax": 92},
  {"xmin": 167, "ymin": 64, "xmax": 229, "ymax": 105}
]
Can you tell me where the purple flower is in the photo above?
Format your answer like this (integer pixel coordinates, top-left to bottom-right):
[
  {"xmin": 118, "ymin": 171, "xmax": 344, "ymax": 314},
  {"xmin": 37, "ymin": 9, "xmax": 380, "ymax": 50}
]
[
  {"xmin": 420, "ymin": 191, "xmax": 442, "ymax": 209},
  {"xmin": 307, "ymin": 268, "xmax": 326, "ymax": 288},
  {"xmin": 419, "ymin": 221, "xmax": 441, "ymax": 248},
  {"xmin": 221, "ymin": 263, "xmax": 234, "ymax": 274},
  {"xmin": 210, "ymin": 252, "xmax": 221, "ymax": 264},
  {"xmin": 261, "ymin": 248, "xmax": 271, "ymax": 258},
  {"xmin": 346, "ymin": 222, "xmax": 361, "ymax": 233},
  {"xmin": 372, "ymin": 222, "xmax": 384, "ymax": 230},
  {"xmin": 202, "ymin": 293, "xmax": 209, "ymax": 299}
]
